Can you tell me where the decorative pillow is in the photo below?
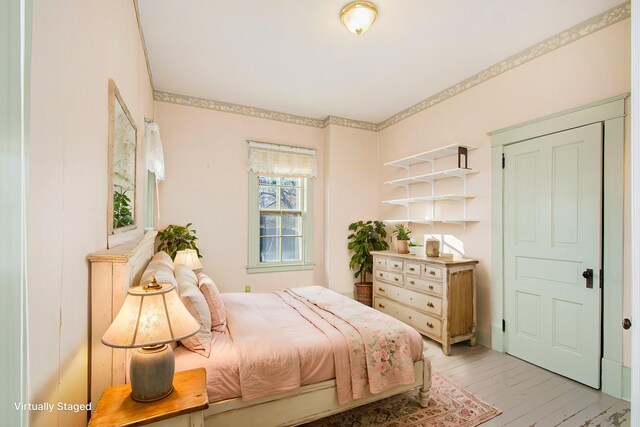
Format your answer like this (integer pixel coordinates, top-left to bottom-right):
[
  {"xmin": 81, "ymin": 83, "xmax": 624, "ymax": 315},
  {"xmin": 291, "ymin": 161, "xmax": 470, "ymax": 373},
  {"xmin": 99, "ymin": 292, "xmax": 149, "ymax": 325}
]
[
  {"xmin": 175, "ymin": 265, "xmax": 211, "ymax": 357},
  {"xmin": 139, "ymin": 251, "xmax": 177, "ymax": 289},
  {"xmin": 197, "ymin": 273, "xmax": 227, "ymax": 331}
]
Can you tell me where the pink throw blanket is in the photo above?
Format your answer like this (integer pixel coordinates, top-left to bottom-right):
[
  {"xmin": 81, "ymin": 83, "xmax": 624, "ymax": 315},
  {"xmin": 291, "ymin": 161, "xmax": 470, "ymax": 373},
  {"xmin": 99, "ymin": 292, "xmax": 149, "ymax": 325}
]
[{"xmin": 280, "ymin": 286, "xmax": 416, "ymax": 403}]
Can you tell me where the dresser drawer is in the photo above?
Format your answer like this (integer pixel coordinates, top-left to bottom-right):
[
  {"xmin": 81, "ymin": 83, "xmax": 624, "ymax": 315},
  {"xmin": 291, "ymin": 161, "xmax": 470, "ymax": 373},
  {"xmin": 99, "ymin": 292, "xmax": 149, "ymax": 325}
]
[
  {"xmin": 387, "ymin": 259, "xmax": 404, "ymax": 271},
  {"xmin": 375, "ymin": 270, "xmax": 403, "ymax": 285},
  {"xmin": 406, "ymin": 276, "xmax": 443, "ymax": 296},
  {"xmin": 423, "ymin": 265, "xmax": 443, "ymax": 280},
  {"xmin": 378, "ymin": 282, "xmax": 442, "ymax": 316},
  {"xmin": 402, "ymin": 311, "xmax": 442, "ymax": 339},
  {"xmin": 374, "ymin": 296, "xmax": 402, "ymax": 317},
  {"xmin": 374, "ymin": 257, "xmax": 388, "ymax": 269},
  {"xmin": 405, "ymin": 262, "xmax": 421, "ymax": 275}
]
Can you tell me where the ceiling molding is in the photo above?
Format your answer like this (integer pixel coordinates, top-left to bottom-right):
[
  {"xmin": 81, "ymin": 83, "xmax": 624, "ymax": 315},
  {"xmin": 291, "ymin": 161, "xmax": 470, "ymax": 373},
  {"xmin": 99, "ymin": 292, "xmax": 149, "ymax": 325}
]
[
  {"xmin": 325, "ymin": 116, "xmax": 378, "ymax": 132},
  {"xmin": 133, "ymin": 0, "xmax": 155, "ymax": 92},
  {"xmin": 148, "ymin": 2, "xmax": 629, "ymax": 133},
  {"xmin": 376, "ymin": 1, "xmax": 631, "ymax": 131},
  {"xmin": 154, "ymin": 90, "xmax": 327, "ymax": 128}
]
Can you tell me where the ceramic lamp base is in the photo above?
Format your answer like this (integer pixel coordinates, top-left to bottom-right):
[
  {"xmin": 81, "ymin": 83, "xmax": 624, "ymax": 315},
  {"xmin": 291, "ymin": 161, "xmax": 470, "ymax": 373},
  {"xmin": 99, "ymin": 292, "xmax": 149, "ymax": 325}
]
[{"xmin": 129, "ymin": 344, "xmax": 175, "ymax": 402}]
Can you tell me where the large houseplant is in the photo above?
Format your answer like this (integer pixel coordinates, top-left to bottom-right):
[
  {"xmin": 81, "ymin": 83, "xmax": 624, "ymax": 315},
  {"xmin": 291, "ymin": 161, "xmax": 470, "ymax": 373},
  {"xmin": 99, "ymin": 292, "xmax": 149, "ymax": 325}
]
[
  {"xmin": 156, "ymin": 223, "xmax": 202, "ymax": 259},
  {"xmin": 347, "ymin": 220, "xmax": 389, "ymax": 306}
]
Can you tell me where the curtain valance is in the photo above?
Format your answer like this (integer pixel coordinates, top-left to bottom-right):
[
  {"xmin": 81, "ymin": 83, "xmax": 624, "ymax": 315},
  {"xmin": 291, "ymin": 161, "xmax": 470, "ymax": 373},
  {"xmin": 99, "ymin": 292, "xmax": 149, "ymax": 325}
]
[{"xmin": 248, "ymin": 140, "xmax": 317, "ymax": 178}]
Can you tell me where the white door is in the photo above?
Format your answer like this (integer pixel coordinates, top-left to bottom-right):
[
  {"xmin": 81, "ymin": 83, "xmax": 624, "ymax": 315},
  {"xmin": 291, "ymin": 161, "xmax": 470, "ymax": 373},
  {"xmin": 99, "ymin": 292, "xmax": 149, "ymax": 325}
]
[{"xmin": 503, "ymin": 123, "xmax": 602, "ymax": 388}]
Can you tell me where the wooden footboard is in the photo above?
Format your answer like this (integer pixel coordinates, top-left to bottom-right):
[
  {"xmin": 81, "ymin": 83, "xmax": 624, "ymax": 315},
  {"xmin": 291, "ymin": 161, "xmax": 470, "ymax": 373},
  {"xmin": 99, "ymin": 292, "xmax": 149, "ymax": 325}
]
[{"xmin": 202, "ymin": 357, "xmax": 432, "ymax": 427}]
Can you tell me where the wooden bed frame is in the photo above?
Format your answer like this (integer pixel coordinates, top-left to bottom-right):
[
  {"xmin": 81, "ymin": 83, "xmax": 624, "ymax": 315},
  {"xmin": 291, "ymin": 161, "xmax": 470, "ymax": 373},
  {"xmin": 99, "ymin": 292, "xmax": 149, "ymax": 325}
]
[{"xmin": 88, "ymin": 232, "xmax": 432, "ymax": 426}]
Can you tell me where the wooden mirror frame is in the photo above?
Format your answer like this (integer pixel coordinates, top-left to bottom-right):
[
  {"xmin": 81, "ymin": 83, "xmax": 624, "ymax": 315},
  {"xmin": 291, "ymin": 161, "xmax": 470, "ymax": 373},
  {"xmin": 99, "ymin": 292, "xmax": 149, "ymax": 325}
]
[{"xmin": 107, "ymin": 79, "xmax": 137, "ymax": 236}]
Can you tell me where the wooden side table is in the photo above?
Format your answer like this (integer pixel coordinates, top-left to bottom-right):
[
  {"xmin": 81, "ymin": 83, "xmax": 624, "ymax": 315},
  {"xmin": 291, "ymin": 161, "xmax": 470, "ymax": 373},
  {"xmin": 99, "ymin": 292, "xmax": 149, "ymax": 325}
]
[{"xmin": 89, "ymin": 368, "xmax": 209, "ymax": 427}]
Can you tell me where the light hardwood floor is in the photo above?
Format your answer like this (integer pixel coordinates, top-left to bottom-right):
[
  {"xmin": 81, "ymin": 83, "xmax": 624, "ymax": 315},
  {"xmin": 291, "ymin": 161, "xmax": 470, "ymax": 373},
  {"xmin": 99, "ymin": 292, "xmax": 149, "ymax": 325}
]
[{"xmin": 423, "ymin": 338, "xmax": 631, "ymax": 426}]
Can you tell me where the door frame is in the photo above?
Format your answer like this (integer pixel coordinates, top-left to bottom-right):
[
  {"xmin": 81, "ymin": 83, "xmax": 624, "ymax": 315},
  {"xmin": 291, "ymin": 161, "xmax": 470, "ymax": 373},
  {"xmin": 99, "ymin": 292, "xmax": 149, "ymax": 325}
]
[{"xmin": 489, "ymin": 93, "xmax": 628, "ymax": 398}]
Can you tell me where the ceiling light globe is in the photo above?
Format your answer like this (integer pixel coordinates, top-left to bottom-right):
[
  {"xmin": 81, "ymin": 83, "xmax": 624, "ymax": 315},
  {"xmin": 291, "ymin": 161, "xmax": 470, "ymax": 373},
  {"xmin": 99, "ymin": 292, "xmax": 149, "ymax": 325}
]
[{"xmin": 340, "ymin": 1, "xmax": 378, "ymax": 35}]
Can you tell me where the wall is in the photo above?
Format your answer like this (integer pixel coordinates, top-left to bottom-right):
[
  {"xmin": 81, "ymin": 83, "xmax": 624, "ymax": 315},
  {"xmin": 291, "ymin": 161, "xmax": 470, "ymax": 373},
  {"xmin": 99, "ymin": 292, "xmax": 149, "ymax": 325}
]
[
  {"xmin": 323, "ymin": 125, "xmax": 379, "ymax": 295},
  {"xmin": 28, "ymin": 1, "xmax": 153, "ymax": 426},
  {"xmin": 154, "ymin": 101, "xmax": 325, "ymax": 292},
  {"xmin": 377, "ymin": 20, "xmax": 631, "ymax": 361}
]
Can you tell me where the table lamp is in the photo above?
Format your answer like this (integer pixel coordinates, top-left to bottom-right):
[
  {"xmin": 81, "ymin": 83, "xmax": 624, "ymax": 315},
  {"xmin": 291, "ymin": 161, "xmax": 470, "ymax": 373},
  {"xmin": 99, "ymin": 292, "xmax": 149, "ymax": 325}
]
[
  {"xmin": 174, "ymin": 249, "xmax": 203, "ymax": 273},
  {"xmin": 101, "ymin": 277, "xmax": 199, "ymax": 402}
]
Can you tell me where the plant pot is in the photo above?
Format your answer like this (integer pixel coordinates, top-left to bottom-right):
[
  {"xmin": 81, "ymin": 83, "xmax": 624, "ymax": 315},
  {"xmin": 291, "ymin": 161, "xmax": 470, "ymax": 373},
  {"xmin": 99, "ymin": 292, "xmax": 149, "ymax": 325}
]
[
  {"xmin": 396, "ymin": 239, "xmax": 410, "ymax": 254},
  {"xmin": 354, "ymin": 282, "xmax": 373, "ymax": 307}
]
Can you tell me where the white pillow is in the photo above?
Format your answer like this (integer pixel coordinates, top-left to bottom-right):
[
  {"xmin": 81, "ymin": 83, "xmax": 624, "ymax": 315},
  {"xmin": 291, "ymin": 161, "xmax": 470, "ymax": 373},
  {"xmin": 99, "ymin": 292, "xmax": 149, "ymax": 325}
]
[{"xmin": 175, "ymin": 265, "xmax": 212, "ymax": 357}]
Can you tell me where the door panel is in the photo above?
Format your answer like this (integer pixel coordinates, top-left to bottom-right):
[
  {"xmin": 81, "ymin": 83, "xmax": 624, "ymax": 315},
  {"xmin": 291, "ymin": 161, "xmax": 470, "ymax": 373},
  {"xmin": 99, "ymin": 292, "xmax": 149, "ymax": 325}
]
[{"xmin": 504, "ymin": 123, "xmax": 602, "ymax": 388}]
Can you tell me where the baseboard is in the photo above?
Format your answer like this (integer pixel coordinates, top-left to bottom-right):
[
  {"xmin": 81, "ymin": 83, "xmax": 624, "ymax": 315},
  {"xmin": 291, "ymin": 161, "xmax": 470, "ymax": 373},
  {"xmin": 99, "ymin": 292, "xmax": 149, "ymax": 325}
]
[
  {"xmin": 477, "ymin": 331, "xmax": 491, "ymax": 348},
  {"xmin": 491, "ymin": 324, "xmax": 504, "ymax": 352},
  {"xmin": 622, "ymin": 366, "xmax": 631, "ymax": 402},
  {"xmin": 601, "ymin": 358, "xmax": 623, "ymax": 399}
]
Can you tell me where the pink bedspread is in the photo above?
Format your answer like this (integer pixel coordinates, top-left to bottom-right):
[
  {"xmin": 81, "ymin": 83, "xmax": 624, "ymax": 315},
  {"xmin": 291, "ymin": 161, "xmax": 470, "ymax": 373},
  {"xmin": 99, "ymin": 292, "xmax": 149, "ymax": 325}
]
[{"xmin": 173, "ymin": 287, "xmax": 423, "ymax": 404}]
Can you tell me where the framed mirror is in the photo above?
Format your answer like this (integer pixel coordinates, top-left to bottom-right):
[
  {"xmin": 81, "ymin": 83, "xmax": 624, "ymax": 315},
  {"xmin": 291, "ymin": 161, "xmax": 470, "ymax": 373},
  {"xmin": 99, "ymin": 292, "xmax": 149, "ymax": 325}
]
[{"xmin": 107, "ymin": 79, "xmax": 137, "ymax": 235}]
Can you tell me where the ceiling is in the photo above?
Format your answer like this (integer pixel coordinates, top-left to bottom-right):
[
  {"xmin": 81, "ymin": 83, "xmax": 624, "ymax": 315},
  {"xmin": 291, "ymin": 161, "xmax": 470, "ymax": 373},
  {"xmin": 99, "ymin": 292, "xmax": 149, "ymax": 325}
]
[{"xmin": 137, "ymin": 0, "xmax": 623, "ymax": 124}]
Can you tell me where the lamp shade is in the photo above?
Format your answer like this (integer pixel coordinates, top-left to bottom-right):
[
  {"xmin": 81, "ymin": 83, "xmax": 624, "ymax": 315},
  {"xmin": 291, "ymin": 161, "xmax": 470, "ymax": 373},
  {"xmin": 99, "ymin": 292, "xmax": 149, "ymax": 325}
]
[
  {"xmin": 340, "ymin": 1, "xmax": 378, "ymax": 35},
  {"xmin": 174, "ymin": 249, "xmax": 203, "ymax": 272},
  {"xmin": 102, "ymin": 282, "xmax": 199, "ymax": 349}
]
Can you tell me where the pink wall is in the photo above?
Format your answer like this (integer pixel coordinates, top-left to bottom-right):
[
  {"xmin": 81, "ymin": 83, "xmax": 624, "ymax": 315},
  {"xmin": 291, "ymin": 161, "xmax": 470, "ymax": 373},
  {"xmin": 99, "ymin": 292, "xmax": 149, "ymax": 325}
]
[
  {"xmin": 155, "ymin": 102, "xmax": 325, "ymax": 292},
  {"xmin": 377, "ymin": 20, "xmax": 631, "ymax": 360},
  {"xmin": 28, "ymin": 1, "xmax": 153, "ymax": 426},
  {"xmin": 323, "ymin": 125, "xmax": 378, "ymax": 295}
]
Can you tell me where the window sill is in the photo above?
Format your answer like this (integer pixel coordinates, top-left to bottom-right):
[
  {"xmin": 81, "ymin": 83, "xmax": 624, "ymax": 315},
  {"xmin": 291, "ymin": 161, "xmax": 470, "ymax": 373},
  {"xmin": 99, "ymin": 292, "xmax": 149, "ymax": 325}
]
[{"xmin": 246, "ymin": 262, "xmax": 315, "ymax": 274}]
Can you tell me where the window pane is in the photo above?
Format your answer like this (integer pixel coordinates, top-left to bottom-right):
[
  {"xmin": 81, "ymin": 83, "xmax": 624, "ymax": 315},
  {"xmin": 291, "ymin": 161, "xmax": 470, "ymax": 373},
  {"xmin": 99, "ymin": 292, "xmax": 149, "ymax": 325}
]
[
  {"xmin": 260, "ymin": 213, "xmax": 280, "ymax": 236},
  {"xmin": 282, "ymin": 213, "xmax": 301, "ymax": 236},
  {"xmin": 281, "ymin": 178, "xmax": 300, "ymax": 187},
  {"xmin": 259, "ymin": 186, "xmax": 278, "ymax": 209},
  {"xmin": 260, "ymin": 237, "xmax": 280, "ymax": 262},
  {"xmin": 282, "ymin": 237, "xmax": 301, "ymax": 261},
  {"xmin": 280, "ymin": 187, "xmax": 300, "ymax": 210},
  {"xmin": 259, "ymin": 176, "xmax": 278, "ymax": 185}
]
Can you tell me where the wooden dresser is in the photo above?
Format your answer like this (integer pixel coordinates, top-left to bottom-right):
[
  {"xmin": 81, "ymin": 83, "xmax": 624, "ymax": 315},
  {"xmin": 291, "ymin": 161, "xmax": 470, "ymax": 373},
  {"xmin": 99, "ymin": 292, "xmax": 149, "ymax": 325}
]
[{"xmin": 371, "ymin": 251, "xmax": 478, "ymax": 355}]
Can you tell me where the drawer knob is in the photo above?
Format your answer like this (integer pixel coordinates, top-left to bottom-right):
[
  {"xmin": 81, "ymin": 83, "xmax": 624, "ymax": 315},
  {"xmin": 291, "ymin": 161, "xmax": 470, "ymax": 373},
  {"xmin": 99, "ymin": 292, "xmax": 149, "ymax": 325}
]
[
  {"xmin": 428, "ymin": 285, "xmax": 434, "ymax": 290},
  {"xmin": 378, "ymin": 303, "xmax": 385, "ymax": 309},
  {"xmin": 394, "ymin": 264, "xmax": 399, "ymax": 268},
  {"xmin": 429, "ymin": 271, "xmax": 436, "ymax": 276},
  {"xmin": 427, "ymin": 302, "xmax": 435, "ymax": 308},
  {"xmin": 409, "ymin": 267, "xmax": 415, "ymax": 271},
  {"xmin": 378, "ymin": 287, "xmax": 385, "ymax": 292},
  {"xmin": 427, "ymin": 322, "xmax": 434, "ymax": 328},
  {"xmin": 409, "ymin": 315, "xmax": 412, "ymax": 320},
  {"xmin": 410, "ymin": 281, "xmax": 415, "ymax": 285},
  {"xmin": 379, "ymin": 273, "xmax": 383, "ymax": 277},
  {"xmin": 394, "ymin": 277, "xmax": 399, "ymax": 281}
]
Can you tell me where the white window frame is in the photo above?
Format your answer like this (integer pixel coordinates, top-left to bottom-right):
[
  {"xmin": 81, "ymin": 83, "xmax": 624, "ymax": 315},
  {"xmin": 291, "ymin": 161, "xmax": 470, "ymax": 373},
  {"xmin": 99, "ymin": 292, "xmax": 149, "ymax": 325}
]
[{"xmin": 247, "ymin": 172, "xmax": 314, "ymax": 273}]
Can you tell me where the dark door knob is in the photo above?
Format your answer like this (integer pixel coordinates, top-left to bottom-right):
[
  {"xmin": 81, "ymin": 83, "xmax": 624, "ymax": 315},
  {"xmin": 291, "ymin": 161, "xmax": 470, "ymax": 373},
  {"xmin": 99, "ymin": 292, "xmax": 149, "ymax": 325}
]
[
  {"xmin": 582, "ymin": 269, "xmax": 593, "ymax": 289},
  {"xmin": 623, "ymin": 318, "xmax": 632, "ymax": 330}
]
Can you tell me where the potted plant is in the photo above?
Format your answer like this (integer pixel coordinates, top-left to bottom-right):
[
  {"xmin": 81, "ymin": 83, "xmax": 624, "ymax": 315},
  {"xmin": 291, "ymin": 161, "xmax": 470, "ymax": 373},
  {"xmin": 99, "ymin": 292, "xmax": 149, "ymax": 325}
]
[
  {"xmin": 393, "ymin": 223, "xmax": 411, "ymax": 254},
  {"xmin": 347, "ymin": 220, "xmax": 389, "ymax": 306},
  {"xmin": 156, "ymin": 223, "xmax": 202, "ymax": 259}
]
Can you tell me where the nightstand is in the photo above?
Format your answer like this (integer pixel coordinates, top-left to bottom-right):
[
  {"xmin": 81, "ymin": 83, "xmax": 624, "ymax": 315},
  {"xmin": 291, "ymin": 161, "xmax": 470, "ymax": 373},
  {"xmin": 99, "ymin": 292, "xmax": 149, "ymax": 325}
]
[{"xmin": 89, "ymin": 368, "xmax": 209, "ymax": 427}]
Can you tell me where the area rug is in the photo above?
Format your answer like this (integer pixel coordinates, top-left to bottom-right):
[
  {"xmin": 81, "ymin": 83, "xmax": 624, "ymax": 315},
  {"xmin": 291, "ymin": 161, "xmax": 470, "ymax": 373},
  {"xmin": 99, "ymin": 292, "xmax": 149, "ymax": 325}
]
[{"xmin": 304, "ymin": 373, "xmax": 501, "ymax": 427}]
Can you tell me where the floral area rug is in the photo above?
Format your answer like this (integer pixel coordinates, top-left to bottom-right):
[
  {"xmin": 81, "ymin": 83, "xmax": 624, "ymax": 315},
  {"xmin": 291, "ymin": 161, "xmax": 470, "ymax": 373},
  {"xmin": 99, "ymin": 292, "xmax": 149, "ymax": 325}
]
[{"xmin": 304, "ymin": 373, "xmax": 501, "ymax": 427}]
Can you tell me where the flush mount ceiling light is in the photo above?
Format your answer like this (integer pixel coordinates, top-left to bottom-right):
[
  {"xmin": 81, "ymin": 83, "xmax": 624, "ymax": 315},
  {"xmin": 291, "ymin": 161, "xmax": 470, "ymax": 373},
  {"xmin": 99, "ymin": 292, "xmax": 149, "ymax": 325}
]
[{"xmin": 340, "ymin": 1, "xmax": 378, "ymax": 35}]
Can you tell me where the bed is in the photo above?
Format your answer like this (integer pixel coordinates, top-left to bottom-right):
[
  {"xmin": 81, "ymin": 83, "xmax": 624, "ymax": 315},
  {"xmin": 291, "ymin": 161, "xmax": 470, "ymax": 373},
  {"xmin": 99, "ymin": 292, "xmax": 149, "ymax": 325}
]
[{"xmin": 88, "ymin": 233, "xmax": 431, "ymax": 426}]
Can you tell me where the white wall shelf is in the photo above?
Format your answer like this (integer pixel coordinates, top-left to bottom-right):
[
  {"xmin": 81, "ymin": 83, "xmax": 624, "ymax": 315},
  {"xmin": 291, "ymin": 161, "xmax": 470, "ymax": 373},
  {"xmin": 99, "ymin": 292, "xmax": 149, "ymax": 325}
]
[
  {"xmin": 384, "ymin": 168, "xmax": 479, "ymax": 187},
  {"xmin": 382, "ymin": 194, "xmax": 475, "ymax": 207},
  {"xmin": 382, "ymin": 143, "xmax": 478, "ymax": 228},
  {"xmin": 384, "ymin": 143, "xmax": 477, "ymax": 168}
]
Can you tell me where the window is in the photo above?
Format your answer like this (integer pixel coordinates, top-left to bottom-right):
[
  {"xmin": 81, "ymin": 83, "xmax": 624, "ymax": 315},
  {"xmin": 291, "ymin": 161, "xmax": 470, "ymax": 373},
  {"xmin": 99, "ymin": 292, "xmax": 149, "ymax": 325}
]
[
  {"xmin": 247, "ymin": 141, "xmax": 316, "ymax": 273},
  {"xmin": 258, "ymin": 176, "xmax": 303, "ymax": 262}
]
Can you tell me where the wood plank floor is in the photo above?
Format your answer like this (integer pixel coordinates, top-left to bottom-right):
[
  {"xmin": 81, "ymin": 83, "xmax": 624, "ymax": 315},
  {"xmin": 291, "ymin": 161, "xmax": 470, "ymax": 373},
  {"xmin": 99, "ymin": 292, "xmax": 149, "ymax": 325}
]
[{"xmin": 423, "ymin": 338, "xmax": 631, "ymax": 426}]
